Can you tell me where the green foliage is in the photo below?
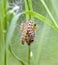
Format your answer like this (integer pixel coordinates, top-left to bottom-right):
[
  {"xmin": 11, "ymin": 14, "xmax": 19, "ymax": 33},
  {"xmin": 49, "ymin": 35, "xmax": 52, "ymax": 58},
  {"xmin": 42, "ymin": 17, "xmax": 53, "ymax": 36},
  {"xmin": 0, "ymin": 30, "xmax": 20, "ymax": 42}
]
[{"xmin": 0, "ymin": 0, "xmax": 58, "ymax": 65}]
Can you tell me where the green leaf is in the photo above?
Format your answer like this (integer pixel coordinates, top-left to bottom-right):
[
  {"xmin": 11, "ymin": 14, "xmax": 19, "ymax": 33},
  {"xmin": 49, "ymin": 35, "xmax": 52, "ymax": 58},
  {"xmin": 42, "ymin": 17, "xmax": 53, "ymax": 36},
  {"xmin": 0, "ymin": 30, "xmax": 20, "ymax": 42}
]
[
  {"xmin": 40, "ymin": 0, "xmax": 58, "ymax": 29},
  {"xmin": 24, "ymin": 11, "xmax": 58, "ymax": 30},
  {"xmin": 6, "ymin": 13, "xmax": 22, "ymax": 46}
]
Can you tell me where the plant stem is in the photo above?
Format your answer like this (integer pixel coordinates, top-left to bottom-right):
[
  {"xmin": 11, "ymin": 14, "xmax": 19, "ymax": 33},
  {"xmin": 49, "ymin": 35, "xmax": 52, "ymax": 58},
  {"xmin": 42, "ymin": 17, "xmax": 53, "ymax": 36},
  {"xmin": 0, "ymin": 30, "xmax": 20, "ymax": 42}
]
[
  {"xmin": 0, "ymin": 0, "xmax": 7, "ymax": 65},
  {"xmin": 0, "ymin": 21, "xmax": 5, "ymax": 65},
  {"xmin": 28, "ymin": 0, "xmax": 33, "ymax": 20},
  {"xmin": 24, "ymin": 0, "xmax": 33, "ymax": 20},
  {"xmin": 24, "ymin": 0, "xmax": 29, "ymax": 20},
  {"xmin": 28, "ymin": 46, "xmax": 30, "ymax": 65},
  {"xmin": 3, "ymin": 0, "xmax": 7, "ymax": 65},
  {"xmin": 24, "ymin": 0, "xmax": 33, "ymax": 65}
]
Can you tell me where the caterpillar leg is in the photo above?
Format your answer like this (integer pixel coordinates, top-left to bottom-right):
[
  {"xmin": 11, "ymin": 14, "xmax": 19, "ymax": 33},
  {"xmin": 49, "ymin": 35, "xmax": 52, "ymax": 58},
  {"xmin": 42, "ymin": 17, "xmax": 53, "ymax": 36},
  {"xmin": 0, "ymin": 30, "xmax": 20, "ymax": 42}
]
[
  {"xmin": 21, "ymin": 36, "xmax": 25, "ymax": 45},
  {"xmin": 21, "ymin": 40, "xmax": 24, "ymax": 45}
]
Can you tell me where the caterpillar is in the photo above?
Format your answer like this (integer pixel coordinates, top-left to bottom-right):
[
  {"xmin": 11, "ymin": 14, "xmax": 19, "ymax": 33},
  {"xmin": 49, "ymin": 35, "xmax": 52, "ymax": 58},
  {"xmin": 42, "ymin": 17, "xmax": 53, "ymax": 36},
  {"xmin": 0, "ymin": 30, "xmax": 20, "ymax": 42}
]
[{"xmin": 20, "ymin": 20, "xmax": 36, "ymax": 45}]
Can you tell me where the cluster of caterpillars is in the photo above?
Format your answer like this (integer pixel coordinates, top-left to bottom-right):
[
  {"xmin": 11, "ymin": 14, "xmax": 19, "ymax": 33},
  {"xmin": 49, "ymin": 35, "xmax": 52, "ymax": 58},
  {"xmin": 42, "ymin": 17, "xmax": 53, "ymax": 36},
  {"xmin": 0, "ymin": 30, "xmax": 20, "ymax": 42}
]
[{"xmin": 20, "ymin": 20, "xmax": 36, "ymax": 45}]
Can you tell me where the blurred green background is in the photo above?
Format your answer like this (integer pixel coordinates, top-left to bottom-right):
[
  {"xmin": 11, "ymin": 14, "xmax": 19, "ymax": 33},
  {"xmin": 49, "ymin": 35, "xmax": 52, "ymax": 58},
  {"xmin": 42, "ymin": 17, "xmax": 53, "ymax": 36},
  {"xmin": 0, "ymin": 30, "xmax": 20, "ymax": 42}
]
[{"xmin": 0, "ymin": 0, "xmax": 58, "ymax": 65}]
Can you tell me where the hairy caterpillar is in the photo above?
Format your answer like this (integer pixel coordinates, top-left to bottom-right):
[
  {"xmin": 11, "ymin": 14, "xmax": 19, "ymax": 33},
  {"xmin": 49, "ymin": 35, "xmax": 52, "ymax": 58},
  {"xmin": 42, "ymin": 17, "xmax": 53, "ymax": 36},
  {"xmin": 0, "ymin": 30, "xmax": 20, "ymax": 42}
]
[{"xmin": 20, "ymin": 20, "xmax": 36, "ymax": 45}]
